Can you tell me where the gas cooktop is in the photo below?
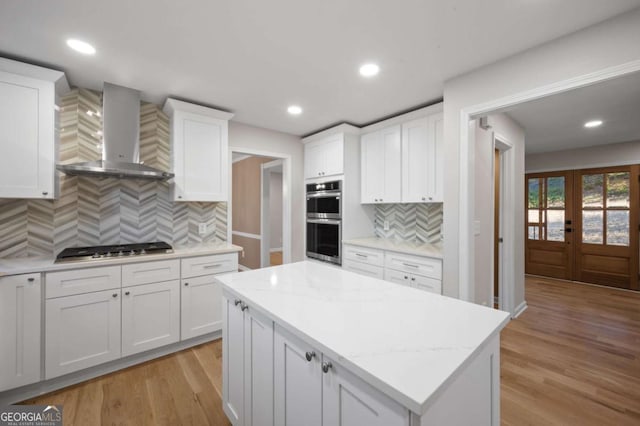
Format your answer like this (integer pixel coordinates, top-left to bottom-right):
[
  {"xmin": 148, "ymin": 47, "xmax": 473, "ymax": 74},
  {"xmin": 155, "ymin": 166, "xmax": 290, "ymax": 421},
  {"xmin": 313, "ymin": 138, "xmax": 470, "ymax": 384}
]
[{"xmin": 55, "ymin": 241, "xmax": 173, "ymax": 263}]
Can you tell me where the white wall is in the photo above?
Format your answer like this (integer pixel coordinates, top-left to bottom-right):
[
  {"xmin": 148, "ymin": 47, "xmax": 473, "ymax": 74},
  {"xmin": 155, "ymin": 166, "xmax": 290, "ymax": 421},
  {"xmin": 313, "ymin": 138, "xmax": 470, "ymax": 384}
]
[
  {"xmin": 442, "ymin": 8, "xmax": 640, "ymax": 301},
  {"xmin": 269, "ymin": 171, "xmax": 283, "ymax": 249},
  {"xmin": 526, "ymin": 139, "xmax": 640, "ymax": 172},
  {"xmin": 472, "ymin": 120, "xmax": 494, "ymax": 307},
  {"xmin": 228, "ymin": 121, "xmax": 304, "ymax": 261}
]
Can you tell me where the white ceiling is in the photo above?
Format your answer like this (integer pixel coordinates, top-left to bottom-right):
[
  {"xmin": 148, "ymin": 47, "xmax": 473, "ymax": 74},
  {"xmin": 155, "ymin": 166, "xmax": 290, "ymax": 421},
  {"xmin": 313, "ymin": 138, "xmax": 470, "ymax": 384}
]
[
  {"xmin": 504, "ymin": 70, "xmax": 640, "ymax": 153},
  {"xmin": 1, "ymin": 1, "xmax": 639, "ymax": 136}
]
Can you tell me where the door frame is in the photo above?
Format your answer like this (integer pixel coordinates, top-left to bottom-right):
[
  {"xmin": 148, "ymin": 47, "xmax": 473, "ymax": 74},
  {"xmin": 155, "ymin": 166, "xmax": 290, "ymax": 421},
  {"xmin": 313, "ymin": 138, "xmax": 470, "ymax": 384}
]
[
  {"xmin": 228, "ymin": 148, "xmax": 292, "ymax": 266},
  {"xmin": 261, "ymin": 159, "xmax": 284, "ymax": 267},
  {"xmin": 493, "ymin": 134, "xmax": 514, "ymax": 314},
  {"xmin": 457, "ymin": 59, "xmax": 640, "ymax": 315}
]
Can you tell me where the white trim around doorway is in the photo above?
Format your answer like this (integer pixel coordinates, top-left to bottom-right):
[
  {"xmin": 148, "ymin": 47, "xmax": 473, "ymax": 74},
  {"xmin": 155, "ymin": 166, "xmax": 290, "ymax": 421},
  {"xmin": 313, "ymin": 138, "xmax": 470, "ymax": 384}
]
[
  {"xmin": 457, "ymin": 59, "xmax": 640, "ymax": 315},
  {"xmin": 228, "ymin": 148, "xmax": 293, "ymax": 266}
]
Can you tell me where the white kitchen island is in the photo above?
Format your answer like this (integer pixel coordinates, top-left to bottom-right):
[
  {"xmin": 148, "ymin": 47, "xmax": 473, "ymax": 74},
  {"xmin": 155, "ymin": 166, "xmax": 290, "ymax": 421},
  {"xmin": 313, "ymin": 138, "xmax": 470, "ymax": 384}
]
[{"xmin": 216, "ymin": 261, "xmax": 510, "ymax": 426}]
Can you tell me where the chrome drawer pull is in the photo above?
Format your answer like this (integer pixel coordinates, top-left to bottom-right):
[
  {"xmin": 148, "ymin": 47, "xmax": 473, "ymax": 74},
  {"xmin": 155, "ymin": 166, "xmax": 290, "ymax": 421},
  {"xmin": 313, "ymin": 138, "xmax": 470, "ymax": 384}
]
[
  {"xmin": 203, "ymin": 264, "xmax": 222, "ymax": 269},
  {"xmin": 402, "ymin": 263, "xmax": 419, "ymax": 268}
]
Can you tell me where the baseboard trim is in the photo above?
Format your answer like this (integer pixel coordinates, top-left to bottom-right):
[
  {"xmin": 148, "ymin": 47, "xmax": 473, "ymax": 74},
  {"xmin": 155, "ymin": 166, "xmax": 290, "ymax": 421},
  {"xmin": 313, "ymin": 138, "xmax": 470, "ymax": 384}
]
[
  {"xmin": 0, "ymin": 331, "xmax": 221, "ymax": 406},
  {"xmin": 512, "ymin": 301, "xmax": 528, "ymax": 319},
  {"xmin": 269, "ymin": 247, "xmax": 283, "ymax": 253}
]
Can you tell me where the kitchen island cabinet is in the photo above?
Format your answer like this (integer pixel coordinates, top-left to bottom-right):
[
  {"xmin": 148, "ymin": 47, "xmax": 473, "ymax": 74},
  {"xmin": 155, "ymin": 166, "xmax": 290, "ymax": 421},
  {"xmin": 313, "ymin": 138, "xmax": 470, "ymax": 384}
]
[{"xmin": 218, "ymin": 261, "xmax": 510, "ymax": 426}]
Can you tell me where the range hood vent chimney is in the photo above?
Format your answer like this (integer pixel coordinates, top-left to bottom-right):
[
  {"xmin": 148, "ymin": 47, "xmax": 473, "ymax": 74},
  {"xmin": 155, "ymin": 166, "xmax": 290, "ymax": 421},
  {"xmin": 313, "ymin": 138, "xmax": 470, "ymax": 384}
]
[{"xmin": 56, "ymin": 82, "xmax": 174, "ymax": 180}]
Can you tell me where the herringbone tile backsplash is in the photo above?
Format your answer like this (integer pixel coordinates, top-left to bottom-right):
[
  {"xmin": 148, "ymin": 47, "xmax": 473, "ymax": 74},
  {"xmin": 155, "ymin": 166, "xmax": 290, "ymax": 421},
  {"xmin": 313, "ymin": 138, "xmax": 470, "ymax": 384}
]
[
  {"xmin": 374, "ymin": 203, "xmax": 443, "ymax": 243},
  {"xmin": 0, "ymin": 89, "xmax": 227, "ymax": 258}
]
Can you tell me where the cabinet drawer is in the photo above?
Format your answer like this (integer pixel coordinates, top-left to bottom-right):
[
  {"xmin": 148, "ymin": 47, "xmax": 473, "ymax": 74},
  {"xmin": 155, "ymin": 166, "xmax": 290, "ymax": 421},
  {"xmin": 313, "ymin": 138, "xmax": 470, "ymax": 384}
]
[
  {"xmin": 343, "ymin": 245, "xmax": 384, "ymax": 267},
  {"xmin": 122, "ymin": 259, "xmax": 180, "ymax": 286},
  {"xmin": 412, "ymin": 275, "xmax": 442, "ymax": 294},
  {"xmin": 181, "ymin": 253, "xmax": 238, "ymax": 278},
  {"xmin": 46, "ymin": 266, "xmax": 121, "ymax": 299},
  {"xmin": 343, "ymin": 259, "xmax": 384, "ymax": 279},
  {"xmin": 384, "ymin": 252, "xmax": 442, "ymax": 279},
  {"xmin": 384, "ymin": 268, "xmax": 412, "ymax": 287}
]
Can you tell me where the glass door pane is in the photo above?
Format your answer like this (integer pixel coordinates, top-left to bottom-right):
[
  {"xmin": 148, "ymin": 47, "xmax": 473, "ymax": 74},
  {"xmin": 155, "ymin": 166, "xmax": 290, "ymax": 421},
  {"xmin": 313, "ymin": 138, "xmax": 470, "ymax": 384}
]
[{"xmin": 580, "ymin": 171, "xmax": 630, "ymax": 246}]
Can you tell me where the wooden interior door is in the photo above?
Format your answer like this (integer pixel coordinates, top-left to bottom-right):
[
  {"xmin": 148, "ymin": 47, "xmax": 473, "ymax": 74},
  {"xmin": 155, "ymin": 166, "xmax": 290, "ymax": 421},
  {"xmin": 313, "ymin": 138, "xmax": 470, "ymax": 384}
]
[
  {"xmin": 525, "ymin": 172, "xmax": 574, "ymax": 280},
  {"xmin": 574, "ymin": 166, "xmax": 639, "ymax": 290}
]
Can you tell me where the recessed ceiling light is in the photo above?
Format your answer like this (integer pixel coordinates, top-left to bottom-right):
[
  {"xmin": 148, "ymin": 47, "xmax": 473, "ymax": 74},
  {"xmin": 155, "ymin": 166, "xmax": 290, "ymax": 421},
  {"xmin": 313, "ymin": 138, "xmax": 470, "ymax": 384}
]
[
  {"xmin": 66, "ymin": 39, "xmax": 96, "ymax": 55},
  {"xmin": 359, "ymin": 63, "xmax": 380, "ymax": 77},
  {"xmin": 287, "ymin": 105, "xmax": 302, "ymax": 115},
  {"xmin": 584, "ymin": 120, "xmax": 603, "ymax": 128}
]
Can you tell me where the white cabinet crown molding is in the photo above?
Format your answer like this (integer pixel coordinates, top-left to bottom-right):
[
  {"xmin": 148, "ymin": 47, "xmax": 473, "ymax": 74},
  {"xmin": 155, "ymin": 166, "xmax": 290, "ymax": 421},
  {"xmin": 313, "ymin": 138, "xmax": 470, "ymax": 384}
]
[
  {"xmin": 302, "ymin": 123, "xmax": 361, "ymax": 144},
  {"xmin": 162, "ymin": 98, "xmax": 234, "ymax": 120},
  {"xmin": 360, "ymin": 102, "xmax": 443, "ymax": 135},
  {"xmin": 0, "ymin": 57, "xmax": 69, "ymax": 93}
]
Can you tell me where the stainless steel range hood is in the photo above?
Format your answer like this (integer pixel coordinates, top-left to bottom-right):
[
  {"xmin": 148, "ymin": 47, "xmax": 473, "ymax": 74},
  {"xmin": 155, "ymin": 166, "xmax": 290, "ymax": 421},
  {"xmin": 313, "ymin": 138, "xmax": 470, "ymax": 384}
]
[{"xmin": 56, "ymin": 83, "xmax": 174, "ymax": 180}]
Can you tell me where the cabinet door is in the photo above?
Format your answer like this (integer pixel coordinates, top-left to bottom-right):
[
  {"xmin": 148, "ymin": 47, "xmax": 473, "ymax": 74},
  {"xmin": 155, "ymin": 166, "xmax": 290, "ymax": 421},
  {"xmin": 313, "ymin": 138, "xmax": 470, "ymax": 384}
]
[
  {"xmin": 244, "ymin": 307, "xmax": 274, "ymax": 426},
  {"xmin": 384, "ymin": 268, "xmax": 411, "ymax": 287},
  {"xmin": 402, "ymin": 117, "xmax": 429, "ymax": 202},
  {"xmin": 361, "ymin": 126, "xmax": 401, "ymax": 204},
  {"xmin": 381, "ymin": 125, "xmax": 402, "ymax": 203},
  {"xmin": 274, "ymin": 324, "xmax": 322, "ymax": 426},
  {"xmin": 411, "ymin": 274, "xmax": 442, "ymax": 294},
  {"xmin": 305, "ymin": 141, "xmax": 324, "ymax": 179},
  {"xmin": 0, "ymin": 274, "xmax": 41, "ymax": 391},
  {"xmin": 322, "ymin": 136, "xmax": 344, "ymax": 177},
  {"xmin": 181, "ymin": 274, "xmax": 222, "ymax": 339},
  {"xmin": 173, "ymin": 112, "xmax": 228, "ymax": 202},
  {"xmin": 0, "ymin": 72, "xmax": 55, "ymax": 199},
  {"xmin": 121, "ymin": 280, "xmax": 180, "ymax": 357},
  {"xmin": 223, "ymin": 296, "xmax": 245, "ymax": 425},
  {"xmin": 361, "ymin": 131, "xmax": 384, "ymax": 203},
  {"xmin": 45, "ymin": 289, "xmax": 121, "ymax": 379},
  {"xmin": 322, "ymin": 355, "xmax": 410, "ymax": 426},
  {"xmin": 427, "ymin": 112, "xmax": 444, "ymax": 202}
]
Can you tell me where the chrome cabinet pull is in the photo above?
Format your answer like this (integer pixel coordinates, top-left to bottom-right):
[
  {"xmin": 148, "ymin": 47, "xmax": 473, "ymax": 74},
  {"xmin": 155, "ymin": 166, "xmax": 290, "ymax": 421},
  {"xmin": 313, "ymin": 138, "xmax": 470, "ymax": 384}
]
[
  {"xmin": 203, "ymin": 264, "xmax": 222, "ymax": 269},
  {"xmin": 305, "ymin": 351, "xmax": 316, "ymax": 362},
  {"xmin": 234, "ymin": 299, "xmax": 242, "ymax": 306},
  {"xmin": 355, "ymin": 253, "xmax": 368, "ymax": 258},
  {"xmin": 184, "ymin": 282, "xmax": 189, "ymax": 286},
  {"xmin": 112, "ymin": 293, "xmax": 118, "ymax": 298},
  {"xmin": 241, "ymin": 303, "xmax": 249, "ymax": 311},
  {"xmin": 27, "ymin": 277, "xmax": 35, "ymax": 282},
  {"xmin": 402, "ymin": 262, "xmax": 419, "ymax": 268},
  {"xmin": 322, "ymin": 361, "xmax": 332, "ymax": 373},
  {"xmin": 125, "ymin": 291, "xmax": 130, "ymax": 295}
]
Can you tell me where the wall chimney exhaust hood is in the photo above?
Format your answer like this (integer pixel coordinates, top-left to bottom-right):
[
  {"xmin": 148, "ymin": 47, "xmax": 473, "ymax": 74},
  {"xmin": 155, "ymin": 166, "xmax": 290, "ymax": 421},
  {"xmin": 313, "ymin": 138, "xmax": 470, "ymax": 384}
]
[{"xmin": 56, "ymin": 83, "xmax": 174, "ymax": 180}]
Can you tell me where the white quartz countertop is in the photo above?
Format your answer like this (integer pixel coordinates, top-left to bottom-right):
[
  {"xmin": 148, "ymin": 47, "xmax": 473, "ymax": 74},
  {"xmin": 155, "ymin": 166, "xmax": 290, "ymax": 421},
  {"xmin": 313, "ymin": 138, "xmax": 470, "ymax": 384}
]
[
  {"xmin": 217, "ymin": 261, "xmax": 510, "ymax": 415},
  {"xmin": 343, "ymin": 237, "xmax": 443, "ymax": 258},
  {"xmin": 0, "ymin": 242, "xmax": 242, "ymax": 276}
]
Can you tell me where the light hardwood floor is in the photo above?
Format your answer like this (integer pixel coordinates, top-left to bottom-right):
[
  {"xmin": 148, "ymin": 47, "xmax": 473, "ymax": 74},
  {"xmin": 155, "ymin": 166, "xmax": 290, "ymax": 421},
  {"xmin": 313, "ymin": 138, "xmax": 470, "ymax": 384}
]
[
  {"xmin": 269, "ymin": 251, "xmax": 283, "ymax": 266},
  {"xmin": 23, "ymin": 276, "xmax": 640, "ymax": 425}
]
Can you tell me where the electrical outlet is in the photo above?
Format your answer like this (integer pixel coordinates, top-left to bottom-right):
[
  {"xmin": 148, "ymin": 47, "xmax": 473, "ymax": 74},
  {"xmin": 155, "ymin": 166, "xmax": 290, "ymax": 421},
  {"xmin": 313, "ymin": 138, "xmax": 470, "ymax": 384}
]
[
  {"xmin": 198, "ymin": 223, "xmax": 207, "ymax": 235},
  {"xmin": 383, "ymin": 220, "xmax": 390, "ymax": 231}
]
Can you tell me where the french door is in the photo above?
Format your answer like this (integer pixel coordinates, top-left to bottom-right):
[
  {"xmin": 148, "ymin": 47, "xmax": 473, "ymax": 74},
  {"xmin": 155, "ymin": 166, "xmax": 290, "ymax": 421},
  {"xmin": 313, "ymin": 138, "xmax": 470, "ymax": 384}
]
[{"xmin": 525, "ymin": 166, "xmax": 639, "ymax": 290}]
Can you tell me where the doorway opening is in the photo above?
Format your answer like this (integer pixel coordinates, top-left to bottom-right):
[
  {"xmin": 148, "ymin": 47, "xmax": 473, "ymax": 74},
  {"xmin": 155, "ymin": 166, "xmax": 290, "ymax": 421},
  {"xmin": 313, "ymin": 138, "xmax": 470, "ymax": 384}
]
[{"xmin": 228, "ymin": 149, "xmax": 292, "ymax": 270}]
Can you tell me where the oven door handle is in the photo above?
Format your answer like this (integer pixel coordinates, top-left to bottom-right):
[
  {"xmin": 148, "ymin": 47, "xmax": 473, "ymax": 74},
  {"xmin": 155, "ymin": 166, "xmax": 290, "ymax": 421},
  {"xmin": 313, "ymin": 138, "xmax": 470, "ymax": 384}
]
[
  {"xmin": 307, "ymin": 218, "xmax": 341, "ymax": 225},
  {"xmin": 306, "ymin": 190, "xmax": 341, "ymax": 199}
]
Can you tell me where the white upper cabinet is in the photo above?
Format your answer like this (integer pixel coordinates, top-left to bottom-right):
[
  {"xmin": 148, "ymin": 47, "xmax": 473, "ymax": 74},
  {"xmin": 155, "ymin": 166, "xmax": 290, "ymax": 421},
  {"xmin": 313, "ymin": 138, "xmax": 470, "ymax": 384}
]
[
  {"xmin": 361, "ymin": 105, "xmax": 443, "ymax": 204},
  {"xmin": 402, "ymin": 112, "xmax": 443, "ymax": 202},
  {"xmin": 163, "ymin": 98, "xmax": 234, "ymax": 202},
  {"xmin": 304, "ymin": 134, "xmax": 344, "ymax": 179},
  {"xmin": 361, "ymin": 125, "xmax": 401, "ymax": 204},
  {"xmin": 0, "ymin": 58, "xmax": 68, "ymax": 199}
]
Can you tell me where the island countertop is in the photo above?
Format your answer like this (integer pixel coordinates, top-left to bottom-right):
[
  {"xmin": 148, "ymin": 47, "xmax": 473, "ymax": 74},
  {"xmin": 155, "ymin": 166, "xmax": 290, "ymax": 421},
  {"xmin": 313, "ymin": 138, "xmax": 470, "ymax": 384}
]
[{"xmin": 216, "ymin": 261, "xmax": 510, "ymax": 415}]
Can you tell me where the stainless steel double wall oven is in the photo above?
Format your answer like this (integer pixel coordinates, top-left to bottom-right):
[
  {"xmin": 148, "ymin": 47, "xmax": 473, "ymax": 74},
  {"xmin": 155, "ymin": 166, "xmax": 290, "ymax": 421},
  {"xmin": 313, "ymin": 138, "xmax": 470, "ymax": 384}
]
[{"xmin": 306, "ymin": 180, "xmax": 341, "ymax": 265}]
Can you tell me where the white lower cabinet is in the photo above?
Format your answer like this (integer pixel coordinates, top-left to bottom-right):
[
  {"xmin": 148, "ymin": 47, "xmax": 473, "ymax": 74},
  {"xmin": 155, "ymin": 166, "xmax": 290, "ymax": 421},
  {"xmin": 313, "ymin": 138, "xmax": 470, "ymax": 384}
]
[
  {"xmin": 272, "ymin": 324, "xmax": 408, "ymax": 426},
  {"xmin": 121, "ymin": 280, "xmax": 180, "ymax": 357},
  {"xmin": 0, "ymin": 274, "xmax": 41, "ymax": 391},
  {"xmin": 274, "ymin": 325, "xmax": 322, "ymax": 426},
  {"xmin": 322, "ymin": 355, "xmax": 409, "ymax": 426},
  {"xmin": 45, "ymin": 289, "xmax": 121, "ymax": 379},
  {"xmin": 223, "ymin": 294, "xmax": 274, "ymax": 426},
  {"xmin": 181, "ymin": 274, "xmax": 223, "ymax": 339},
  {"xmin": 343, "ymin": 244, "xmax": 442, "ymax": 294}
]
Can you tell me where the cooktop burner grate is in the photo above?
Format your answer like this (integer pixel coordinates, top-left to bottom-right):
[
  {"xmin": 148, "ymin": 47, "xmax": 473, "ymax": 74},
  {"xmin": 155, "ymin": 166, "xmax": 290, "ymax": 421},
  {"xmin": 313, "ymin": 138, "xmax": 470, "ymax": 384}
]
[{"xmin": 55, "ymin": 241, "xmax": 173, "ymax": 262}]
